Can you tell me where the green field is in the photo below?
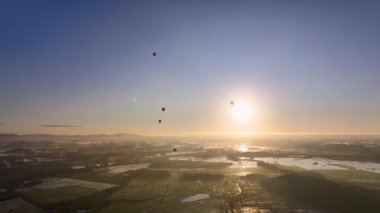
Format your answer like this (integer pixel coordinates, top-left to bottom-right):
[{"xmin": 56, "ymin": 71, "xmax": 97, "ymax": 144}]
[
  {"xmin": 2, "ymin": 138, "xmax": 380, "ymax": 212},
  {"xmin": 23, "ymin": 185, "xmax": 98, "ymax": 205}
]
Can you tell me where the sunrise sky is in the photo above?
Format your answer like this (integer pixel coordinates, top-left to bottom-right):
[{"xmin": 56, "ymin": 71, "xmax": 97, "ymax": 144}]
[{"xmin": 1, "ymin": 1, "xmax": 380, "ymax": 136}]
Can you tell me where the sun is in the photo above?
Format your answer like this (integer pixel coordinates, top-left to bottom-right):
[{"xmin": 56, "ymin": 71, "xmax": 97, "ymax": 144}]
[
  {"xmin": 232, "ymin": 101, "xmax": 252, "ymax": 122},
  {"xmin": 238, "ymin": 144, "xmax": 248, "ymax": 152}
]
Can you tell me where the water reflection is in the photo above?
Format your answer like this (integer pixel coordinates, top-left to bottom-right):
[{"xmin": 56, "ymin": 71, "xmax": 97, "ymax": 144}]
[{"xmin": 255, "ymin": 157, "xmax": 380, "ymax": 174}]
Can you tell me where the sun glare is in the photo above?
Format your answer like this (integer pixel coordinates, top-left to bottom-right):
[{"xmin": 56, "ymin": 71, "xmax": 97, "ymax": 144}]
[
  {"xmin": 232, "ymin": 101, "xmax": 252, "ymax": 122},
  {"xmin": 238, "ymin": 144, "xmax": 248, "ymax": 152}
]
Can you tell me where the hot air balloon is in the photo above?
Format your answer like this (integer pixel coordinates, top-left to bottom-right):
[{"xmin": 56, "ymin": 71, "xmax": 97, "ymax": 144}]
[
  {"xmin": 158, "ymin": 119, "xmax": 162, "ymax": 123},
  {"xmin": 162, "ymin": 107, "xmax": 165, "ymax": 112},
  {"xmin": 153, "ymin": 52, "xmax": 157, "ymax": 57},
  {"xmin": 230, "ymin": 101, "xmax": 234, "ymax": 106},
  {"xmin": 173, "ymin": 148, "xmax": 177, "ymax": 152}
]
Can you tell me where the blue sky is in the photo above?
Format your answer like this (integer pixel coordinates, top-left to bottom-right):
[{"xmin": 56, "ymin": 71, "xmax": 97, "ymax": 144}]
[{"xmin": 1, "ymin": 0, "xmax": 380, "ymax": 135}]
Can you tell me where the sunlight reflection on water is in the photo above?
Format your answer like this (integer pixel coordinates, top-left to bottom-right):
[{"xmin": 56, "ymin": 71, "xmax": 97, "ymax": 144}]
[{"xmin": 255, "ymin": 157, "xmax": 380, "ymax": 174}]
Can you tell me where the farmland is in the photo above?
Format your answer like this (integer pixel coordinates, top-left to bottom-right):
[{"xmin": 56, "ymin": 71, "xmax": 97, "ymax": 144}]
[{"xmin": 0, "ymin": 135, "xmax": 380, "ymax": 212}]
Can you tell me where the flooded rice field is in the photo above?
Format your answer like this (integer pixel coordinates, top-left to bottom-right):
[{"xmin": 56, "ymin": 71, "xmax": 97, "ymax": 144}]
[
  {"xmin": 168, "ymin": 155, "xmax": 257, "ymax": 169},
  {"xmin": 255, "ymin": 157, "xmax": 380, "ymax": 174},
  {"xmin": 72, "ymin": 165, "xmax": 86, "ymax": 169},
  {"xmin": 17, "ymin": 178, "xmax": 118, "ymax": 192},
  {"xmin": 180, "ymin": 193, "xmax": 210, "ymax": 203},
  {"xmin": 107, "ymin": 163, "xmax": 150, "ymax": 173}
]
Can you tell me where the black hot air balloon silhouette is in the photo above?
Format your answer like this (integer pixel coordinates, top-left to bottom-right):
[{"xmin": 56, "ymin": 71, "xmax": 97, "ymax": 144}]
[
  {"xmin": 230, "ymin": 101, "xmax": 235, "ymax": 106},
  {"xmin": 173, "ymin": 148, "xmax": 177, "ymax": 152},
  {"xmin": 152, "ymin": 52, "xmax": 157, "ymax": 57},
  {"xmin": 157, "ymin": 107, "xmax": 165, "ymax": 123}
]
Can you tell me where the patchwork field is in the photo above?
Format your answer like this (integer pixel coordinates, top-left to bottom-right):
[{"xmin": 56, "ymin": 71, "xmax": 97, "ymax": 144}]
[
  {"xmin": 22, "ymin": 185, "xmax": 98, "ymax": 205},
  {"xmin": 0, "ymin": 198, "xmax": 44, "ymax": 213},
  {"xmin": 1, "ymin": 138, "xmax": 380, "ymax": 212}
]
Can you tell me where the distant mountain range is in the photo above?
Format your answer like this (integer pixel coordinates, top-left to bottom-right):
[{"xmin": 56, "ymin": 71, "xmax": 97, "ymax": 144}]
[{"xmin": 0, "ymin": 133, "xmax": 142, "ymax": 143}]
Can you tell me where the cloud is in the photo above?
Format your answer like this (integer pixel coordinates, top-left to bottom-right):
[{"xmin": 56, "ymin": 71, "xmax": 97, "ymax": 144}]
[{"xmin": 40, "ymin": 124, "xmax": 83, "ymax": 128}]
